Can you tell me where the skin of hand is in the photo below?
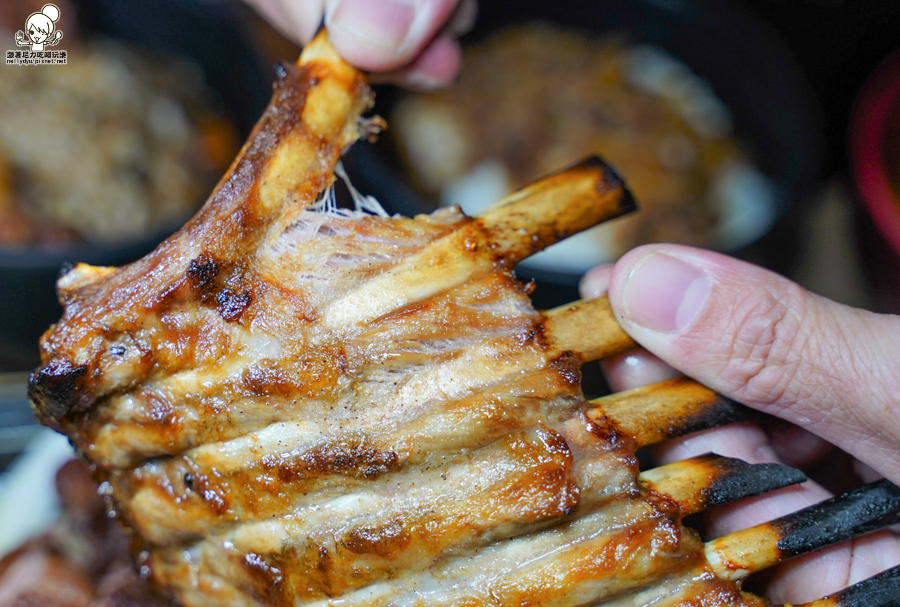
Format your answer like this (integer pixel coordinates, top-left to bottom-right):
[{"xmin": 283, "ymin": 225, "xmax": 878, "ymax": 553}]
[
  {"xmin": 244, "ymin": 0, "xmax": 476, "ymax": 88},
  {"xmin": 581, "ymin": 244, "xmax": 900, "ymax": 604}
]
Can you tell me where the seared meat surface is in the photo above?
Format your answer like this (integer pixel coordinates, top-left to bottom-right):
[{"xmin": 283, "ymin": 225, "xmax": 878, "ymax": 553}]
[{"xmin": 28, "ymin": 32, "xmax": 898, "ymax": 607}]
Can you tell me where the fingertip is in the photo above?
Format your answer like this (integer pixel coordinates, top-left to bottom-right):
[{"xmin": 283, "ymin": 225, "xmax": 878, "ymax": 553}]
[
  {"xmin": 845, "ymin": 531, "xmax": 900, "ymax": 584},
  {"xmin": 652, "ymin": 423, "xmax": 778, "ymax": 468},
  {"xmin": 284, "ymin": 0, "xmax": 326, "ymax": 44},
  {"xmin": 608, "ymin": 243, "xmax": 736, "ymax": 310},
  {"xmin": 579, "ymin": 264, "xmax": 614, "ymax": 299},
  {"xmin": 614, "ymin": 247, "xmax": 714, "ymax": 335},
  {"xmin": 445, "ymin": 0, "xmax": 477, "ymax": 37},
  {"xmin": 764, "ymin": 419, "xmax": 834, "ymax": 469},
  {"xmin": 600, "ymin": 349, "xmax": 679, "ymax": 392},
  {"xmin": 326, "ymin": 0, "xmax": 416, "ymax": 70},
  {"xmin": 372, "ymin": 35, "xmax": 461, "ymax": 90},
  {"xmin": 760, "ymin": 542, "xmax": 852, "ymax": 604},
  {"xmin": 247, "ymin": 0, "xmax": 324, "ymax": 47},
  {"xmin": 326, "ymin": 0, "xmax": 463, "ymax": 72}
]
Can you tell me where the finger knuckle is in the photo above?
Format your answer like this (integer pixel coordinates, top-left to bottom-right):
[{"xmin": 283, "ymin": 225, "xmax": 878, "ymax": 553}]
[{"xmin": 718, "ymin": 283, "xmax": 810, "ymax": 409}]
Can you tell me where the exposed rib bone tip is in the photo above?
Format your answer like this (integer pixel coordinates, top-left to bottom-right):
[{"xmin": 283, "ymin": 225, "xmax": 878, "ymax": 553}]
[
  {"xmin": 323, "ymin": 160, "xmax": 635, "ymax": 330},
  {"xmin": 699, "ymin": 459, "xmax": 805, "ymax": 510},
  {"xmin": 589, "ymin": 377, "xmax": 750, "ymax": 447},
  {"xmin": 706, "ymin": 479, "xmax": 900, "ymax": 582},
  {"xmin": 573, "ymin": 155, "xmax": 637, "ymax": 214},
  {"xmin": 477, "ymin": 154, "xmax": 636, "ymax": 261},
  {"xmin": 641, "ymin": 454, "xmax": 805, "ymax": 516},
  {"xmin": 56, "ymin": 263, "xmax": 117, "ymax": 297},
  {"xmin": 773, "ymin": 479, "xmax": 900, "ymax": 560},
  {"xmin": 543, "ymin": 296, "xmax": 636, "ymax": 362}
]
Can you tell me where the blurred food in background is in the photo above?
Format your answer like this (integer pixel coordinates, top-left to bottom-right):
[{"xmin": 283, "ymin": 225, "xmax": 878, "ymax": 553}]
[
  {"xmin": 0, "ymin": 458, "xmax": 170, "ymax": 605},
  {"xmin": 851, "ymin": 48, "xmax": 900, "ymax": 314},
  {"xmin": 0, "ymin": 0, "xmax": 263, "ymax": 370},
  {"xmin": 0, "ymin": 37, "xmax": 238, "ymax": 249},
  {"xmin": 393, "ymin": 24, "xmax": 775, "ymax": 273}
]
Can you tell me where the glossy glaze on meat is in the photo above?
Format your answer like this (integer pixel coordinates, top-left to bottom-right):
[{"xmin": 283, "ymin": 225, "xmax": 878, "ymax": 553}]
[{"xmin": 28, "ymin": 34, "xmax": 778, "ymax": 607}]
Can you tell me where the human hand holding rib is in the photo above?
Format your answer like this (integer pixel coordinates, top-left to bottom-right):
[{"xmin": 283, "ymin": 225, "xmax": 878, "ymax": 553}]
[{"xmin": 582, "ymin": 245, "xmax": 900, "ymax": 603}]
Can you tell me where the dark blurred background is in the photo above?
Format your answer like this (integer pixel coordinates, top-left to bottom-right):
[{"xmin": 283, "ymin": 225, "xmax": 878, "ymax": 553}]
[
  {"xmin": 700, "ymin": 0, "xmax": 900, "ymax": 317},
  {"xmin": 744, "ymin": 0, "xmax": 900, "ymax": 174}
]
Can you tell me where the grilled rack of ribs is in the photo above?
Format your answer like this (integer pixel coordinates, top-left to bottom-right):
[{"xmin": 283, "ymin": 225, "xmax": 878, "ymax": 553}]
[{"xmin": 28, "ymin": 32, "xmax": 900, "ymax": 607}]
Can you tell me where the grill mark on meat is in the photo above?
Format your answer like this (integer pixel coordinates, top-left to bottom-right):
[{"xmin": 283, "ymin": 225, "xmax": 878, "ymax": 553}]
[
  {"xmin": 511, "ymin": 523, "xmax": 671, "ymax": 603},
  {"xmin": 242, "ymin": 354, "xmax": 346, "ymax": 399},
  {"xmin": 488, "ymin": 428, "xmax": 580, "ymax": 520},
  {"xmin": 114, "ymin": 368, "xmax": 588, "ymax": 542},
  {"xmin": 186, "ymin": 253, "xmax": 256, "ymax": 322},
  {"xmin": 241, "ymin": 361, "xmax": 295, "ymax": 397},
  {"xmin": 241, "ymin": 551, "xmax": 287, "ymax": 606},
  {"xmin": 191, "ymin": 472, "xmax": 230, "ymax": 515},
  {"xmin": 186, "ymin": 253, "xmax": 220, "ymax": 301},
  {"xmin": 344, "ymin": 520, "xmax": 412, "ymax": 558},
  {"xmin": 457, "ymin": 515, "xmax": 691, "ymax": 606},
  {"xmin": 584, "ymin": 410, "xmax": 629, "ymax": 448},
  {"xmin": 264, "ymin": 438, "xmax": 400, "ymax": 481},
  {"xmin": 216, "ymin": 288, "xmax": 253, "ymax": 322}
]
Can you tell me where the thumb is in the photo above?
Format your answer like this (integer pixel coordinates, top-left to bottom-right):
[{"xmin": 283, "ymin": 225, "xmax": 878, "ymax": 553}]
[
  {"xmin": 607, "ymin": 244, "xmax": 900, "ymax": 485},
  {"xmin": 325, "ymin": 0, "xmax": 462, "ymax": 71}
]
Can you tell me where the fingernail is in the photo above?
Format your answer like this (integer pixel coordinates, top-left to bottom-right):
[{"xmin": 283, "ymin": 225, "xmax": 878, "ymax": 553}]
[
  {"xmin": 330, "ymin": 0, "xmax": 416, "ymax": 48},
  {"xmin": 622, "ymin": 253, "xmax": 711, "ymax": 333}
]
